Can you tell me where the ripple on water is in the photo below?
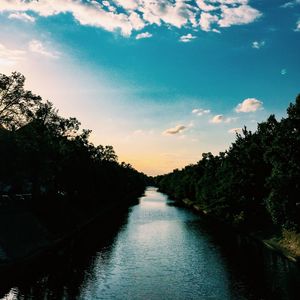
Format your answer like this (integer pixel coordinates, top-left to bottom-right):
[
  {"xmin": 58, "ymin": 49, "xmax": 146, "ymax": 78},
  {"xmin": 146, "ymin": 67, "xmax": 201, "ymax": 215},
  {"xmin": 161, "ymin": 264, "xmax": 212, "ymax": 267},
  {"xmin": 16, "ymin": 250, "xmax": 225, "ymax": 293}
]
[{"xmin": 1, "ymin": 187, "xmax": 299, "ymax": 300}]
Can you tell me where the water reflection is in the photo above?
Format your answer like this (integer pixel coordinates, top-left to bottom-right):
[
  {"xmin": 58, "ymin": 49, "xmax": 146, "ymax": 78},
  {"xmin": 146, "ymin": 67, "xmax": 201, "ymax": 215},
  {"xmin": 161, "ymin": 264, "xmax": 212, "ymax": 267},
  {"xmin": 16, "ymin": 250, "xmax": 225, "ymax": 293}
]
[
  {"xmin": 1, "ymin": 187, "xmax": 300, "ymax": 299},
  {"xmin": 75, "ymin": 187, "xmax": 251, "ymax": 299},
  {"xmin": 0, "ymin": 206, "xmax": 131, "ymax": 300}
]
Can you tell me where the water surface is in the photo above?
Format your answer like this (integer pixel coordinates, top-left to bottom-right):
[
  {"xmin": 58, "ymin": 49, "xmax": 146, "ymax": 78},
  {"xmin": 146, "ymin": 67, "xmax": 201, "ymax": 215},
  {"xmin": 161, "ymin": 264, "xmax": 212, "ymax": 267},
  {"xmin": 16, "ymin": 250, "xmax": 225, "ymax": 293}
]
[{"xmin": 1, "ymin": 187, "xmax": 299, "ymax": 299}]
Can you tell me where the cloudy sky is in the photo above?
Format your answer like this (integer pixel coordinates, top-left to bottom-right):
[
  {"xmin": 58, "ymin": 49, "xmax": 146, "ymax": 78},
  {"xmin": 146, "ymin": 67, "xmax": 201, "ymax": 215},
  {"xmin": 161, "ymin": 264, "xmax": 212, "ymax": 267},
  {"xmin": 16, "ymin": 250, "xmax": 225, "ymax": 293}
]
[{"xmin": 0, "ymin": 0, "xmax": 299, "ymax": 175}]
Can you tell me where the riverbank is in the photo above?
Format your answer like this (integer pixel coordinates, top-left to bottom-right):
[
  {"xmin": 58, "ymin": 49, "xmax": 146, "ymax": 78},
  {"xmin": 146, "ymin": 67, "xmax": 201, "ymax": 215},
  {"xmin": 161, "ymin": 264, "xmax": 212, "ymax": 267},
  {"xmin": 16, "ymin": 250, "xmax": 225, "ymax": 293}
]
[
  {"xmin": 0, "ymin": 194, "xmax": 141, "ymax": 277},
  {"xmin": 179, "ymin": 198, "xmax": 300, "ymax": 265}
]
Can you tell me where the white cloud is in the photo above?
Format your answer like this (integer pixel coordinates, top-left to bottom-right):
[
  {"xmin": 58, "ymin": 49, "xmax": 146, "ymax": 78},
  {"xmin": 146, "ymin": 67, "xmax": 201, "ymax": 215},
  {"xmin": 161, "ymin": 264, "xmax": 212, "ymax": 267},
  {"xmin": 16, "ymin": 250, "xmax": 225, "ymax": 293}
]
[
  {"xmin": 252, "ymin": 40, "xmax": 265, "ymax": 49},
  {"xmin": 179, "ymin": 33, "xmax": 196, "ymax": 43},
  {"xmin": 141, "ymin": 1, "xmax": 195, "ymax": 28},
  {"xmin": 136, "ymin": 32, "xmax": 152, "ymax": 40},
  {"xmin": 163, "ymin": 124, "xmax": 186, "ymax": 135},
  {"xmin": 0, "ymin": 43, "xmax": 25, "ymax": 66},
  {"xmin": 115, "ymin": 0, "xmax": 140, "ymax": 10},
  {"xmin": 199, "ymin": 12, "xmax": 219, "ymax": 31},
  {"xmin": 210, "ymin": 114, "xmax": 224, "ymax": 123},
  {"xmin": 8, "ymin": 12, "xmax": 35, "ymax": 22},
  {"xmin": 1, "ymin": 0, "xmax": 262, "ymax": 36},
  {"xmin": 0, "ymin": 0, "xmax": 142, "ymax": 36},
  {"xmin": 228, "ymin": 127, "xmax": 242, "ymax": 134},
  {"xmin": 192, "ymin": 108, "xmax": 211, "ymax": 116},
  {"xmin": 235, "ymin": 98, "xmax": 263, "ymax": 113},
  {"xmin": 196, "ymin": 0, "xmax": 217, "ymax": 12},
  {"xmin": 128, "ymin": 11, "xmax": 145, "ymax": 31},
  {"xmin": 197, "ymin": 2, "xmax": 262, "ymax": 32},
  {"xmin": 210, "ymin": 114, "xmax": 236, "ymax": 123},
  {"xmin": 28, "ymin": 40, "xmax": 60, "ymax": 59},
  {"xmin": 218, "ymin": 4, "xmax": 262, "ymax": 28}
]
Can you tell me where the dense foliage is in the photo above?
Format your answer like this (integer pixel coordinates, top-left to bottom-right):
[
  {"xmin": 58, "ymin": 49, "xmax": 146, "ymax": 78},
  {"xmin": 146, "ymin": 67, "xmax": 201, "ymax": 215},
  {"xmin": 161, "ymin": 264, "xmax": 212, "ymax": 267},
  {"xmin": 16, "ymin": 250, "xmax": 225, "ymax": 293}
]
[
  {"xmin": 0, "ymin": 72, "xmax": 148, "ymax": 221},
  {"xmin": 156, "ymin": 95, "xmax": 300, "ymax": 233}
]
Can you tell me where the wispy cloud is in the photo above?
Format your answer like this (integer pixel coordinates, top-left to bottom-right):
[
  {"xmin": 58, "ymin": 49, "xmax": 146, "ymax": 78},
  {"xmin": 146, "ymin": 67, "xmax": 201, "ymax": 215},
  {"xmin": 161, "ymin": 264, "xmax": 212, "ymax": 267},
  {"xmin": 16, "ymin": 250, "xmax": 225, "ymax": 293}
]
[
  {"xmin": 28, "ymin": 40, "xmax": 60, "ymax": 59},
  {"xmin": 280, "ymin": 1, "xmax": 300, "ymax": 31},
  {"xmin": 0, "ymin": 43, "xmax": 25, "ymax": 66},
  {"xmin": 192, "ymin": 108, "xmax": 210, "ymax": 116},
  {"xmin": 252, "ymin": 40, "xmax": 265, "ymax": 49},
  {"xmin": 228, "ymin": 127, "xmax": 243, "ymax": 134},
  {"xmin": 8, "ymin": 12, "xmax": 35, "ymax": 22},
  {"xmin": 210, "ymin": 114, "xmax": 224, "ymax": 124},
  {"xmin": 281, "ymin": 0, "xmax": 300, "ymax": 8},
  {"xmin": 210, "ymin": 115, "xmax": 236, "ymax": 124},
  {"xmin": 163, "ymin": 125, "xmax": 186, "ymax": 135},
  {"xmin": 235, "ymin": 98, "xmax": 263, "ymax": 113},
  {"xmin": 281, "ymin": 68, "xmax": 287, "ymax": 75},
  {"xmin": 179, "ymin": 33, "xmax": 196, "ymax": 43},
  {"xmin": 1, "ymin": 0, "xmax": 262, "ymax": 36},
  {"xmin": 136, "ymin": 32, "xmax": 152, "ymax": 40}
]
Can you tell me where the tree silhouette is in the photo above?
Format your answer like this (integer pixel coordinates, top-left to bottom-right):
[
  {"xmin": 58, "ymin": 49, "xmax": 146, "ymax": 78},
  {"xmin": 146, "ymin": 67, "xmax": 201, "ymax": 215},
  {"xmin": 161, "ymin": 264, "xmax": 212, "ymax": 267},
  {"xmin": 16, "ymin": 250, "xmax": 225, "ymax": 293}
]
[
  {"xmin": 0, "ymin": 72, "xmax": 149, "ymax": 232},
  {"xmin": 0, "ymin": 72, "xmax": 41, "ymax": 130},
  {"xmin": 156, "ymin": 95, "xmax": 300, "ymax": 232}
]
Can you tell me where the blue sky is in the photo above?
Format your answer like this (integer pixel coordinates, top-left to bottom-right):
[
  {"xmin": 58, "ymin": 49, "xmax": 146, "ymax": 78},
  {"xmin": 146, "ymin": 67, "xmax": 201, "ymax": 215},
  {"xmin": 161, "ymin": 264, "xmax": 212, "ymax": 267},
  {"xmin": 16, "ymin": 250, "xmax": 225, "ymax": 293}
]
[{"xmin": 0, "ymin": 0, "xmax": 299, "ymax": 175}]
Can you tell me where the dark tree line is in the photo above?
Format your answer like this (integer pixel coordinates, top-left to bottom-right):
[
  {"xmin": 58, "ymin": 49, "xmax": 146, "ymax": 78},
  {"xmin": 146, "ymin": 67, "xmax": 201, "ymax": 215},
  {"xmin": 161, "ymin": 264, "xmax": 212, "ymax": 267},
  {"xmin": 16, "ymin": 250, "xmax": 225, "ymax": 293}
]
[
  {"xmin": 0, "ymin": 72, "xmax": 149, "ymax": 231},
  {"xmin": 156, "ymin": 95, "xmax": 300, "ymax": 234}
]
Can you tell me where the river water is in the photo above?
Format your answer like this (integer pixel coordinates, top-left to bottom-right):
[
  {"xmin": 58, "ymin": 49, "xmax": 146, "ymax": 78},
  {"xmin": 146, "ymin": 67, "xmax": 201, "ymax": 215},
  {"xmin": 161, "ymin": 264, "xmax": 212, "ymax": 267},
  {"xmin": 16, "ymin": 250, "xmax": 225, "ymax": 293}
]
[{"xmin": 1, "ymin": 187, "xmax": 300, "ymax": 299}]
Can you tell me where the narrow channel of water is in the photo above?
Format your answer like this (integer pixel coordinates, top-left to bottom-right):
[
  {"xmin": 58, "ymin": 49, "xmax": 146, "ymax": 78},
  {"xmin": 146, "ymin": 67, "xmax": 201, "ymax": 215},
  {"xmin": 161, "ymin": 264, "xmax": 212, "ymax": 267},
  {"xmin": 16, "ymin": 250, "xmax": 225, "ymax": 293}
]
[{"xmin": 1, "ymin": 187, "xmax": 299, "ymax": 299}]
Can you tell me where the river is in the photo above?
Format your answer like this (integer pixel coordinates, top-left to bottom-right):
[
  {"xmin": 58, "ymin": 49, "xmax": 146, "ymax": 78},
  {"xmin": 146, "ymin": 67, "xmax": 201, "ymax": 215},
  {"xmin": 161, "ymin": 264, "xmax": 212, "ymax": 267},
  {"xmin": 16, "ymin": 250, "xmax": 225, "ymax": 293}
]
[{"xmin": 1, "ymin": 187, "xmax": 300, "ymax": 299}]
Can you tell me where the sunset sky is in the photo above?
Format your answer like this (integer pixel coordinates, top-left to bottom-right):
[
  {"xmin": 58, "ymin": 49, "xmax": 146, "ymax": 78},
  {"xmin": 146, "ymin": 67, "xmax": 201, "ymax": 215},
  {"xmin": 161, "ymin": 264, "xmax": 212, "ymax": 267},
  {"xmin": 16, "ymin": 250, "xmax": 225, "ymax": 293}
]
[{"xmin": 0, "ymin": 0, "xmax": 299, "ymax": 175}]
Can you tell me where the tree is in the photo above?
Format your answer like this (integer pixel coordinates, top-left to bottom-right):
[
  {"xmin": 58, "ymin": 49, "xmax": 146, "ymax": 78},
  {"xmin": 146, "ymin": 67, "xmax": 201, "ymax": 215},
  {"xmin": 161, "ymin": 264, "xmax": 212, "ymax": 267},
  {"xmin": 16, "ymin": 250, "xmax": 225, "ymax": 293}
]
[
  {"xmin": 0, "ymin": 72, "xmax": 41, "ymax": 130},
  {"xmin": 264, "ymin": 95, "xmax": 300, "ymax": 229},
  {"xmin": 156, "ymin": 95, "xmax": 300, "ymax": 232}
]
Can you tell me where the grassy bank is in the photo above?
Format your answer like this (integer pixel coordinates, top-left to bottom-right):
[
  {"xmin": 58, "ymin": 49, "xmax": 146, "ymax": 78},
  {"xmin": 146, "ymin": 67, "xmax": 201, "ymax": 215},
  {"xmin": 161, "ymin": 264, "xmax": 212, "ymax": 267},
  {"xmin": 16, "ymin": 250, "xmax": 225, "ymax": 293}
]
[
  {"xmin": 179, "ymin": 197, "xmax": 300, "ymax": 264},
  {"xmin": 264, "ymin": 230, "xmax": 300, "ymax": 262}
]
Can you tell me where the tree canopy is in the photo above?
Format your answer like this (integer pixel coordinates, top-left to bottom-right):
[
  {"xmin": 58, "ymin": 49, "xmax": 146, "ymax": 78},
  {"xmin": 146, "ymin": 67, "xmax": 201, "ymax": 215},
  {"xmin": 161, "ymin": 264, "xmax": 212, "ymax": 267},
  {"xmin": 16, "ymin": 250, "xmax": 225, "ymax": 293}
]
[
  {"xmin": 0, "ymin": 72, "xmax": 149, "ymax": 217},
  {"xmin": 156, "ymin": 95, "xmax": 300, "ymax": 233},
  {"xmin": 0, "ymin": 72, "xmax": 41, "ymax": 130}
]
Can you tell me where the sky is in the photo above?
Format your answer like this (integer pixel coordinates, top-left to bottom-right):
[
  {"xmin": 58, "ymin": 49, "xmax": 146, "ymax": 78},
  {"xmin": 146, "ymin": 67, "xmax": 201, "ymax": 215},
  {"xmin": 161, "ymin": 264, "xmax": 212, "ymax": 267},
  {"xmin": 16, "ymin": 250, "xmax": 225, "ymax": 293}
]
[{"xmin": 0, "ymin": 0, "xmax": 299, "ymax": 175}]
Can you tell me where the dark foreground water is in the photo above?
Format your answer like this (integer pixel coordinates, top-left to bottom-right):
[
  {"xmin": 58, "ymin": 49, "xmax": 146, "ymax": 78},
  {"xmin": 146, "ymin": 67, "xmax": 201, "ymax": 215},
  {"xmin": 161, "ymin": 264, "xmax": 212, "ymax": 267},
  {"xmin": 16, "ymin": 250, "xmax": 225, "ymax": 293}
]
[{"xmin": 1, "ymin": 187, "xmax": 300, "ymax": 299}]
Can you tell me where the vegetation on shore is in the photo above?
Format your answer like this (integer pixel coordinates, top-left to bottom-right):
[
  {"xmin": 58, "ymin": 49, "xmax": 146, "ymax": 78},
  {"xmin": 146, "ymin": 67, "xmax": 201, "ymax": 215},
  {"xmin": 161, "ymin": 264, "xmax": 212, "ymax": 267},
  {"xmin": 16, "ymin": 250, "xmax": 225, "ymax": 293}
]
[
  {"xmin": 0, "ymin": 72, "xmax": 149, "ymax": 238},
  {"xmin": 279, "ymin": 230, "xmax": 300, "ymax": 257},
  {"xmin": 155, "ymin": 95, "xmax": 300, "ymax": 260}
]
